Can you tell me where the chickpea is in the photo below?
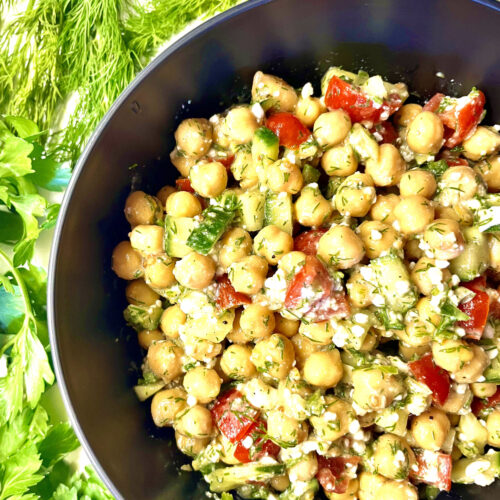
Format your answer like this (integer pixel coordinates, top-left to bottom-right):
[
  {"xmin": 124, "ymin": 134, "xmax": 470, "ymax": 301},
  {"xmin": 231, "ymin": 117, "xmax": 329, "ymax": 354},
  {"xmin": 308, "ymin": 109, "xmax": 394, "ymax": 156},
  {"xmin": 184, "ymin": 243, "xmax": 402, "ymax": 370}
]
[
  {"xmin": 165, "ymin": 191, "xmax": 202, "ymax": 218},
  {"xmin": 254, "ymin": 225, "xmax": 293, "ymax": 265},
  {"xmin": 406, "ymin": 111, "xmax": 444, "ymax": 154},
  {"xmin": 144, "ymin": 254, "xmax": 176, "ymax": 289},
  {"xmin": 240, "ymin": 304, "xmax": 275, "ymax": 340},
  {"xmin": 453, "ymin": 344, "xmax": 490, "ymax": 383},
  {"xmin": 375, "ymin": 481, "xmax": 418, "ymax": 500},
  {"xmin": 124, "ymin": 191, "xmax": 162, "ymax": 227},
  {"xmin": 267, "ymin": 409, "xmax": 303, "ymax": 446},
  {"xmin": 346, "ymin": 269, "xmax": 373, "ymax": 308},
  {"xmin": 359, "ymin": 331, "xmax": 378, "ymax": 352},
  {"xmin": 278, "ymin": 251, "xmax": 307, "ymax": 277},
  {"xmin": 173, "ymin": 252, "xmax": 215, "ymax": 290},
  {"xmin": 399, "ymin": 343, "xmax": 430, "ymax": 361},
  {"xmin": 175, "ymin": 405, "xmax": 214, "ymax": 439},
  {"xmin": 267, "ymin": 159, "xmax": 303, "ymax": 194},
  {"xmin": 318, "ymin": 225, "xmax": 365, "ymax": 269},
  {"xmin": 138, "ymin": 329, "xmax": 164, "ymax": 349},
  {"xmin": 218, "ymin": 228, "xmax": 252, "ymax": 270},
  {"xmin": 147, "ymin": 339, "xmax": 183, "ymax": 382},
  {"xmin": 370, "ymin": 194, "xmax": 400, "ymax": 224},
  {"xmin": 411, "ymin": 257, "xmax": 451, "ymax": 296},
  {"xmin": 476, "ymin": 155, "xmax": 500, "ymax": 192},
  {"xmin": 275, "ymin": 315, "xmax": 299, "ymax": 338},
  {"xmin": 303, "ymin": 349, "xmax": 343, "ymax": 388},
  {"xmin": 129, "ymin": 224, "xmax": 164, "ymax": 255},
  {"xmin": 393, "ymin": 195, "xmax": 434, "ymax": 235},
  {"xmin": 435, "ymin": 202, "xmax": 473, "ymax": 226},
  {"xmin": 220, "ymin": 344, "xmax": 256, "ymax": 380},
  {"xmin": 437, "ymin": 385, "xmax": 473, "ymax": 414},
  {"xmin": 463, "ymin": 126, "xmax": 500, "ymax": 161},
  {"xmin": 243, "ymin": 377, "xmax": 278, "ymax": 410},
  {"xmin": 226, "ymin": 310, "xmax": 248, "ymax": 344},
  {"xmin": 295, "ymin": 96, "xmax": 326, "ymax": 127},
  {"xmin": 185, "ymin": 337, "xmax": 222, "ymax": 361},
  {"xmin": 299, "ymin": 321, "xmax": 334, "ymax": 345},
  {"xmin": 471, "ymin": 382, "xmax": 498, "ymax": 398},
  {"xmin": 399, "ymin": 169, "xmax": 437, "ymax": 198},
  {"xmin": 294, "ymin": 186, "xmax": 333, "ymax": 227},
  {"xmin": 440, "ymin": 165, "xmax": 480, "ymax": 203},
  {"xmin": 321, "ymin": 143, "xmax": 358, "ymax": 176},
  {"xmin": 434, "ymin": 339, "xmax": 474, "ymax": 374},
  {"xmin": 151, "ymin": 387, "xmax": 187, "ymax": 427},
  {"xmin": 251, "ymin": 334, "xmax": 295, "ymax": 379},
  {"xmin": 252, "ymin": 71, "xmax": 298, "ymax": 112},
  {"xmin": 291, "ymin": 333, "xmax": 321, "ymax": 369},
  {"xmin": 352, "ymin": 368, "xmax": 403, "ymax": 410},
  {"xmin": 170, "ymin": 147, "xmax": 198, "ymax": 177},
  {"xmin": 174, "ymin": 118, "xmax": 212, "ymax": 157},
  {"xmin": 357, "ymin": 220, "xmax": 400, "ymax": 259},
  {"xmin": 335, "ymin": 172, "xmax": 376, "ymax": 217},
  {"xmin": 223, "ymin": 106, "xmax": 258, "ymax": 145},
  {"xmin": 359, "ymin": 471, "xmax": 387, "ymax": 500},
  {"xmin": 489, "ymin": 234, "xmax": 500, "ymax": 272},
  {"xmin": 156, "ymin": 185, "xmax": 176, "ymax": 207},
  {"xmin": 159, "ymin": 304, "xmax": 185, "ymax": 339},
  {"xmin": 326, "ymin": 478, "xmax": 359, "ymax": 500},
  {"xmin": 112, "ymin": 241, "xmax": 143, "ymax": 280},
  {"xmin": 396, "ymin": 319, "xmax": 432, "ymax": 347},
  {"xmin": 411, "ymin": 408, "xmax": 450, "ymax": 451},
  {"xmin": 310, "ymin": 396, "xmax": 353, "ymax": 441},
  {"xmin": 229, "ymin": 255, "xmax": 268, "ymax": 295},
  {"xmin": 270, "ymin": 475, "xmax": 291, "ymax": 492},
  {"xmin": 175, "ymin": 432, "xmax": 210, "ymax": 457},
  {"xmin": 394, "ymin": 103, "xmax": 423, "ymax": 127},
  {"xmin": 288, "ymin": 453, "xmax": 318, "ymax": 482},
  {"xmin": 313, "ymin": 110, "xmax": 352, "ymax": 147},
  {"xmin": 189, "ymin": 161, "xmax": 227, "ymax": 198},
  {"xmin": 372, "ymin": 434, "xmax": 415, "ymax": 480},
  {"xmin": 365, "ymin": 143, "xmax": 406, "ymax": 187},
  {"xmin": 231, "ymin": 149, "xmax": 259, "ymax": 190},
  {"xmin": 422, "ymin": 218, "xmax": 465, "ymax": 260},
  {"xmin": 487, "ymin": 410, "xmax": 500, "ymax": 447},
  {"xmin": 125, "ymin": 279, "xmax": 159, "ymax": 306},
  {"xmin": 183, "ymin": 367, "xmax": 222, "ymax": 404}
]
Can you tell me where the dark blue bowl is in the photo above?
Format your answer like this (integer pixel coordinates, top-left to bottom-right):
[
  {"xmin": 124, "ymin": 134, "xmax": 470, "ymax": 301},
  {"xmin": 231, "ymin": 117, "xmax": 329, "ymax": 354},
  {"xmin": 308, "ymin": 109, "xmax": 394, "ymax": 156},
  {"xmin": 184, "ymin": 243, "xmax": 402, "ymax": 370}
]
[{"xmin": 48, "ymin": 0, "xmax": 500, "ymax": 498}]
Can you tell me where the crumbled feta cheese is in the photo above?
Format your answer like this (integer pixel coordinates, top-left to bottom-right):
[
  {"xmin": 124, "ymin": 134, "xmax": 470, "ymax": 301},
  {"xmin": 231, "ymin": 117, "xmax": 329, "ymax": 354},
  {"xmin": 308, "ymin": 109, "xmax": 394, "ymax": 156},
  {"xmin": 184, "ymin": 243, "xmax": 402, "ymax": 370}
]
[
  {"xmin": 251, "ymin": 102, "xmax": 265, "ymax": 121},
  {"xmin": 301, "ymin": 82, "xmax": 314, "ymax": 99},
  {"xmin": 187, "ymin": 395, "xmax": 197, "ymax": 407}
]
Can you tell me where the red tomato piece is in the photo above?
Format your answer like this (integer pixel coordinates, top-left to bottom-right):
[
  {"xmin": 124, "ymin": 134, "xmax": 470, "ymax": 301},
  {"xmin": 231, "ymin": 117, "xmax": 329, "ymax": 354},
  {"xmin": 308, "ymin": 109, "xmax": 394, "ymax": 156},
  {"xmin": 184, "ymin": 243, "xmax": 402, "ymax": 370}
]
[
  {"xmin": 410, "ymin": 449, "xmax": 452, "ymax": 492},
  {"xmin": 316, "ymin": 455, "xmax": 360, "ymax": 494},
  {"xmin": 409, "ymin": 353, "xmax": 451, "ymax": 406},
  {"xmin": 211, "ymin": 389, "xmax": 259, "ymax": 443},
  {"xmin": 471, "ymin": 387, "xmax": 500, "ymax": 415},
  {"xmin": 284, "ymin": 255, "xmax": 350, "ymax": 322},
  {"xmin": 233, "ymin": 421, "xmax": 280, "ymax": 463},
  {"xmin": 293, "ymin": 229, "xmax": 328, "ymax": 255},
  {"xmin": 216, "ymin": 274, "xmax": 251, "ymax": 311},
  {"xmin": 175, "ymin": 178, "xmax": 194, "ymax": 193},
  {"xmin": 266, "ymin": 112, "xmax": 311, "ymax": 149},
  {"xmin": 325, "ymin": 76, "xmax": 402, "ymax": 124},
  {"xmin": 216, "ymin": 154, "xmax": 235, "ymax": 172},
  {"xmin": 423, "ymin": 90, "xmax": 486, "ymax": 148},
  {"xmin": 439, "ymin": 150, "xmax": 468, "ymax": 167},
  {"xmin": 369, "ymin": 121, "xmax": 398, "ymax": 144},
  {"xmin": 458, "ymin": 278, "xmax": 490, "ymax": 340}
]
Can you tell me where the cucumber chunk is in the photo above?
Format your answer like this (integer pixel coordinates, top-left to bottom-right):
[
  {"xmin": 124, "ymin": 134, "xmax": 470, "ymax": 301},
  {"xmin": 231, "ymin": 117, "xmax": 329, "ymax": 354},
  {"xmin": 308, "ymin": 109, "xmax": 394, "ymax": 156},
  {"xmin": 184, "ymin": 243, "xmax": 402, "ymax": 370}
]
[
  {"xmin": 348, "ymin": 123, "xmax": 379, "ymax": 162},
  {"xmin": 123, "ymin": 302, "xmax": 162, "ymax": 331},
  {"xmin": 164, "ymin": 216, "xmax": 197, "ymax": 258},
  {"xmin": 451, "ymin": 451, "xmax": 500, "ymax": 485},
  {"xmin": 264, "ymin": 192, "xmax": 293, "ymax": 234},
  {"xmin": 236, "ymin": 190, "xmax": 265, "ymax": 232},
  {"xmin": 252, "ymin": 127, "xmax": 279, "ymax": 185},
  {"xmin": 450, "ymin": 226, "xmax": 489, "ymax": 281}
]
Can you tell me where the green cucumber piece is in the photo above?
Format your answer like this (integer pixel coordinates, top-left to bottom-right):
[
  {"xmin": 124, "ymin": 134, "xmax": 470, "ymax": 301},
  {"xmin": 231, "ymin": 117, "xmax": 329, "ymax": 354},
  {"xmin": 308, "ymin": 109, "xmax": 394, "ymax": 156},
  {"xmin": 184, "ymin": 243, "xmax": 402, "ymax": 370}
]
[
  {"xmin": 164, "ymin": 216, "xmax": 197, "ymax": 258},
  {"xmin": 187, "ymin": 194, "xmax": 239, "ymax": 255},
  {"xmin": 302, "ymin": 164, "xmax": 321, "ymax": 185},
  {"xmin": 450, "ymin": 226, "xmax": 489, "ymax": 281},
  {"xmin": 252, "ymin": 127, "xmax": 279, "ymax": 185},
  {"xmin": 264, "ymin": 192, "xmax": 293, "ymax": 234},
  {"xmin": 133, "ymin": 381, "xmax": 165, "ymax": 401},
  {"xmin": 123, "ymin": 302, "xmax": 162, "ymax": 331},
  {"xmin": 236, "ymin": 190, "xmax": 265, "ymax": 232},
  {"xmin": 451, "ymin": 451, "xmax": 500, "ymax": 485},
  {"xmin": 348, "ymin": 123, "xmax": 379, "ymax": 162}
]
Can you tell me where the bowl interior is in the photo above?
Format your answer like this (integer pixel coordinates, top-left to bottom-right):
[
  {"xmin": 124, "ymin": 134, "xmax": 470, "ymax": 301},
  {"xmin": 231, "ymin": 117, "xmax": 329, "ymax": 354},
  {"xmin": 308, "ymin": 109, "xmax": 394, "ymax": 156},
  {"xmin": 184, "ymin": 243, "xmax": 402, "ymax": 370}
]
[{"xmin": 49, "ymin": 0, "xmax": 500, "ymax": 498}]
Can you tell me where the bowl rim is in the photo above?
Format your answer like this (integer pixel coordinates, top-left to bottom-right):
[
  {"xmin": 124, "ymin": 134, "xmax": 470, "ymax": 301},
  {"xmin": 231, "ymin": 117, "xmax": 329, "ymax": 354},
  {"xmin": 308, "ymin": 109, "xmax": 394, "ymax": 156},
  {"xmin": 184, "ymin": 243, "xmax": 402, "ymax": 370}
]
[{"xmin": 47, "ymin": 1, "xmax": 271, "ymax": 497}]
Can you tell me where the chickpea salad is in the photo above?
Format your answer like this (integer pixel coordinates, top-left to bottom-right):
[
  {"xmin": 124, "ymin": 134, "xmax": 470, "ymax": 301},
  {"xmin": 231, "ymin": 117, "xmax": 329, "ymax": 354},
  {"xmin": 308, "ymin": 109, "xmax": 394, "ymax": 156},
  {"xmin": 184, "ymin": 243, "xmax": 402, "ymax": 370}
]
[{"xmin": 111, "ymin": 66, "xmax": 500, "ymax": 500}]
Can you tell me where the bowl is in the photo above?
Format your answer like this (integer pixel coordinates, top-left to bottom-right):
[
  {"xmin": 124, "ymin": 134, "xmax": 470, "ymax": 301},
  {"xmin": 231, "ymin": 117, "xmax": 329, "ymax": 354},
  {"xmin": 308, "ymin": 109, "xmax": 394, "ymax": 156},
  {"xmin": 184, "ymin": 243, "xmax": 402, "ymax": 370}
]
[{"xmin": 48, "ymin": 0, "xmax": 500, "ymax": 498}]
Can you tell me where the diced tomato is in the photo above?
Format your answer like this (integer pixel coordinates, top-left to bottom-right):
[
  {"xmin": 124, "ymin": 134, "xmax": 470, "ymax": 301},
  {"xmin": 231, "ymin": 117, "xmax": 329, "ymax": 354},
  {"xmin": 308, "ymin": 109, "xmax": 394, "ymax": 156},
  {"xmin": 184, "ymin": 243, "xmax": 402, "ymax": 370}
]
[
  {"xmin": 211, "ymin": 389, "xmax": 259, "ymax": 443},
  {"xmin": 410, "ymin": 449, "xmax": 452, "ymax": 492},
  {"xmin": 266, "ymin": 112, "xmax": 311, "ymax": 149},
  {"xmin": 458, "ymin": 278, "xmax": 490, "ymax": 340},
  {"xmin": 175, "ymin": 178, "xmax": 194, "ymax": 192},
  {"xmin": 217, "ymin": 154, "xmax": 235, "ymax": 171},
  {"xmin": 284, "ymin": 255, "xmax": 350, "ymax": 322},
  {"xmin": 325, "ymin": 75, "xmax": 402, "ymax": 124},
  {"xmin": 293, "ymin": 229, "xmax": 328, "ymax": 255},
  {"xmin": 471, "ymin": 387, "xmax": 500, "ymax": 415},
  {"xmin": 409, "ymin": 353, "xmax": 450, "ymax": 406},
  {"xmin": 439, "ymin": 149, "xmax": 468, "ymax": 167},
  {"xmin": 369, "ymin": 121, "xmax": 398, "ymax": 144},
  {"xmin": 316, "ymin": 455, "xmax": 360, "ymax": 494},
  {"xmin": 423, "ymin": 89, "xmax": 485, "ymax": 148},
  {"xmin": 216, "ymin": 274, "xmax": 251, "ymax": 310},
  {"xmin": 233, "ymin": 421, "xmax": 280, "ymax": 463}
]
